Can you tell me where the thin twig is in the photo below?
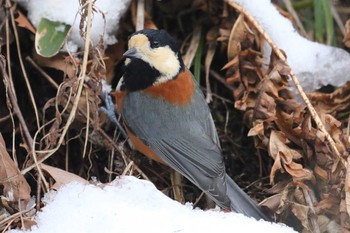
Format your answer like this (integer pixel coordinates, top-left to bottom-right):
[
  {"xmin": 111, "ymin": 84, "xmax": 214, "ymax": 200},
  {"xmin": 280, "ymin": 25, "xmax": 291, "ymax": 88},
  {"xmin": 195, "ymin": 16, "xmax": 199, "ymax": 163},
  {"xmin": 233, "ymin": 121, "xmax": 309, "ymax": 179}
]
[
  {"xmin": 136, "ymin": 0, "xmax": 145, "ymax": 31},
  {"xmin": 7, "ymin": 1, "xmax": 40, "ymax": 130},
  {"xmin": 282, "ymin": 0, "xmax": 308, "ymax": 38},
  {"xmin": 82, "ymin": 89, "xmax": 90, "ymax": 158},
  {"xmin": 121, "ymin": 161, "xmax": 134, "ymax": 176},
  {"xmin": 193, "ymin": 191, "xmax": 205, "ymax": 207},
  {"xmin": 0, "ymin": 114, "xmax": 11, "ymax": 123},
  {"xmin": 170, "ymin": 170, "xmax": 185, "ymax": 204},
  {"xmin": 207, "ymin": 67, "xmax": 235, "ymax": 91},
  {"xmin": 108, "ymin": 129, "xmax": 118, "ymax": 182},
  {"xmin": 25, "ymin": 57, "xmax": 59, "ymax": 89},
  {"xmin": 204, "ymin": 41, "xmax": 216, "ymax": 103},
  {"xmin": 331, "ymin": 4, "xmax": 345, "ymax": 35},
  {"xmin": 5, "ymin": 3, "xmax": 18, "ymax": 164},
  {"xmin": 302, "ymin": 188, "xmax": 321, "ymax": 233},
  {"xmin": 36, "ymin": 172, "xmax": 41, "ymax": 211},
  {"xmin": 226, "ymin": 1, "xmax": 345, "ymax": 166}
]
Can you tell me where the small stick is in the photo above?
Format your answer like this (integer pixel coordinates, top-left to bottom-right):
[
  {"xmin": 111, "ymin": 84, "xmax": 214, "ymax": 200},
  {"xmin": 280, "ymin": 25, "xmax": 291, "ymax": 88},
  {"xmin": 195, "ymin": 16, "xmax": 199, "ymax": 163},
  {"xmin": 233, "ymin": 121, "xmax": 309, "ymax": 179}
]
[
  {"xmin": 282, "ymin": 0, "xmax": 308, "ymax": 38},
  {"xmin": 0, "ymin": 114, "xmax": 11, "ymax": 123},
  {"xmin": 331, "ymin": 4, "xmax": 345, "ymax": 35},
  {"xmin": 136, "ymin": 0, "xmax": 145, "ymax": 31},
  {"xmin": 302, "ymin": 188, "xmax": 321, "ymax": 233},
  {"xmin": 25, "ymin": 57, "xmax": 59, "ymax": 89},
  {"xmin": 8, "ymin": 1, "xmax": 40, "ymax": 130},
  {"xmin": 207, "ymin": 67, "xmax": 235, "ymax": 92}
]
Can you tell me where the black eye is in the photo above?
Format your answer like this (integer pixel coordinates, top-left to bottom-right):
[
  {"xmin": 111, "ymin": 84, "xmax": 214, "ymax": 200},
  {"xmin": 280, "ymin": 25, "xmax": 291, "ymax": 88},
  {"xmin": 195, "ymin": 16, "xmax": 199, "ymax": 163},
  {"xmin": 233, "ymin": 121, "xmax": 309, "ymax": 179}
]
[{"xmin": 151, "ymin": 40, "xmax": 159, "ymax": 48}]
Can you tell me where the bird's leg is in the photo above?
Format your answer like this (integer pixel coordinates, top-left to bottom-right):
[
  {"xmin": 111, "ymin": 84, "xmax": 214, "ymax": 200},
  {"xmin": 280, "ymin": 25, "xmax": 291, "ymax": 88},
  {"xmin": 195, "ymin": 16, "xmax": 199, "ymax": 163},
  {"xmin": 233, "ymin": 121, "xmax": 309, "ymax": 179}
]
[{"xmin": 99, "ymin": 81, "xmax": 128, "ymax": 139}]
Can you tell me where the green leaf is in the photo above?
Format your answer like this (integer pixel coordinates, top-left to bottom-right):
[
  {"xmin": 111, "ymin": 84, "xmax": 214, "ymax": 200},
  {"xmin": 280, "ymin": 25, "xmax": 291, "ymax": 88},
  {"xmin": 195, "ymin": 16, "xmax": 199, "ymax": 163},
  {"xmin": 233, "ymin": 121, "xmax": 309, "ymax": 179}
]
[
  {"xmin": 35, "ymin": 18, "xmax": 71, "ymax": 57},
  {"xmin": 314, "ymin": 0, "xmax": 325, "ymax": 43},
  {"xmin": 292, "ymin": 0, "xmax": 313, "ymax": 10},
  {"xmin": 314, "ymin": 0, "xmax": 335, "ymax": 45},
  {"xmin": 321, "ymin": 0, "xmax": 335, "ymax": 45}
]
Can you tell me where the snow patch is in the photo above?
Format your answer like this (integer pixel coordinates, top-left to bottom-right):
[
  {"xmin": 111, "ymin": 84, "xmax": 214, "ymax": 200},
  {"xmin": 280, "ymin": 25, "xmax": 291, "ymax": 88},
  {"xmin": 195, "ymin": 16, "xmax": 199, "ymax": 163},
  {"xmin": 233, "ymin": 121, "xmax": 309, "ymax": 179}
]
[
  {"xmin": 7, "ymin": 176, "xmax": 296, "ymax": 233},
  {"xmin": 18, "ymin": 0, "xmax": 131, "ymax": 52}
]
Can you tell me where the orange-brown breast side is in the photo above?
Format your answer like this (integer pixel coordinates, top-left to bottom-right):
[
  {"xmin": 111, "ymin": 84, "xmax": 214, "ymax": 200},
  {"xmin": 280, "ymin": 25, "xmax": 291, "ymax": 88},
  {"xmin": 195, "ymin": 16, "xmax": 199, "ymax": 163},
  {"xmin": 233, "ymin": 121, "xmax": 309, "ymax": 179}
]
[
  {"xmin": 126, "ymin": 128, "xmax": 165, "ymax": 164},
  {"xmin": 112, "ymin": 90, "xmax": 127, "ymax": 113},
  {"xmin": 144, "ymin": 69, "xmax": 195, "ymax": 105}
]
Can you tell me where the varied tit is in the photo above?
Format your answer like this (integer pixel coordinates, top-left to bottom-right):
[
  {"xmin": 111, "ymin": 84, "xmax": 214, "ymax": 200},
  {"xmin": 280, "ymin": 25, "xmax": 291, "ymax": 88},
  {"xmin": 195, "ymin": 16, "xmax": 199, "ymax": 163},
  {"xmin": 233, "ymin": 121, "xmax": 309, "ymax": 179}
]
[{"xmin": 112, "ymin": 29, "xmax": 270, "ymax": 221}]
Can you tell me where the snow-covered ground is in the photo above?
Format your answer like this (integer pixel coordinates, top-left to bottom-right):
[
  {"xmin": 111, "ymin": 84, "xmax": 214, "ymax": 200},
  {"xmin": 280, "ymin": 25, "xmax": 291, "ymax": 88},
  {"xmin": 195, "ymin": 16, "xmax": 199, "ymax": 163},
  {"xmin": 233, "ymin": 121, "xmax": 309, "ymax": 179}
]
[{"xmin": 7, "ymin": 176, "xmax": 296, "ymax": 233}]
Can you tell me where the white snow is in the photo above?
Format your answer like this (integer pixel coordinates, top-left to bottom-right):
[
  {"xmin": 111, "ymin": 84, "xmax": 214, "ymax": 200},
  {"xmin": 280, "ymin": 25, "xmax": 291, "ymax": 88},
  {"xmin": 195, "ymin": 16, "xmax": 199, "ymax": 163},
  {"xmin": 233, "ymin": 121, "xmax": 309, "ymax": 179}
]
[
  {"xmin": 232, "ymin": 0, "xmax": 350, "ymax": 92},
  {"xmin": 18, "ymin": 0, "xmax": 131, "ymax": 52},
  {"xmin": 7, "ymin": 176, "xmax": 295, "ymax": 233}
]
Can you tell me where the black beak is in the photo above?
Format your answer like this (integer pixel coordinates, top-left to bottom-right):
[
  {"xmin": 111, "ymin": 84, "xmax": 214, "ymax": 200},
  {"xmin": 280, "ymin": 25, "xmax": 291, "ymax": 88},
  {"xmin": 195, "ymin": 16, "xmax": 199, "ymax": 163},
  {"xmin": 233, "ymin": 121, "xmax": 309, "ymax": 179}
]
[{"xmin": 123, "ymin": 47, "xmax": 141, "ymax": 59}]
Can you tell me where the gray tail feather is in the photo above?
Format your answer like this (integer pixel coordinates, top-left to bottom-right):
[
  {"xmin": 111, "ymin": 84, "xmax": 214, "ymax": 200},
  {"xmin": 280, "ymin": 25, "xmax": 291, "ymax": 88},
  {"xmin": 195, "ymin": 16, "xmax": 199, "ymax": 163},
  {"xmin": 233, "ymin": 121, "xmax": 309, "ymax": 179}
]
[{"xmin": 226, "ymin": 175, "xmax": 271, "ymax": 221}]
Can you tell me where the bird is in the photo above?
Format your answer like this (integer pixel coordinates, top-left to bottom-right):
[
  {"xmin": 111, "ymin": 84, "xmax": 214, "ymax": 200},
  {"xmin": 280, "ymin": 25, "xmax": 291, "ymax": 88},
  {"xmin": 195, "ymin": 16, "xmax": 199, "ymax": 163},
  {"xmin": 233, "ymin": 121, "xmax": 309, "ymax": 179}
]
[{"xmin": 111, "ymin": 29, "xmax": 270, "ymax": 221}]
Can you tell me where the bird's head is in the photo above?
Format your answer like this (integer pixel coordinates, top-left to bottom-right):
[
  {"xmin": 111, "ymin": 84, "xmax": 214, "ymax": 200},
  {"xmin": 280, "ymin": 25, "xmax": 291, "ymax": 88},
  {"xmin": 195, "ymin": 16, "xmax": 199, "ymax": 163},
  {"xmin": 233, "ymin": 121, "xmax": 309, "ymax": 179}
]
[{"xmin": 119, "ymin": 29, "xmax": 185, "ymax": 91}]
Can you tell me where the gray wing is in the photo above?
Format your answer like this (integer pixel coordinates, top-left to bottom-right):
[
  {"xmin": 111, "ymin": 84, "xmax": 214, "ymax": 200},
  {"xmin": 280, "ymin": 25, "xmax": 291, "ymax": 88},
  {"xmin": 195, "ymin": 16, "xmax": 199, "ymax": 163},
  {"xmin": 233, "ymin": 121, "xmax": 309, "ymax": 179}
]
[{"xmin": 122, "ymin": 83, "xmax": 230, "ymax": 208}]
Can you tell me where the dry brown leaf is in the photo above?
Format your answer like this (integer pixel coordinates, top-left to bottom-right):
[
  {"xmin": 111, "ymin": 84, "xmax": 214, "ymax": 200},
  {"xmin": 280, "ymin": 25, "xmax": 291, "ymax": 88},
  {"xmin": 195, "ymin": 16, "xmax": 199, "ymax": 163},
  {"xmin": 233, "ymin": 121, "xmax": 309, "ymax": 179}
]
[
  {"xmin": 267, "ymin": 181, "xmax": 290, "ymax": 194},
  {"xmin": 321, "ymin": 114, "xmax": 347, "ymax": 155},
  {"xmin": 255, "ymin": 92, "xmax": 276, "ymax": 119},
  {"xmin": 314, "ymin": 165, "xmax": 328, "ymax": 181},
  {"xmin": 144, "ymin": 11, "xmax": 158, "ymax": 30},
  {"xmin": 345, "ymin": 157, "xmax": 350, "ymax": 217},
  {"xmin": 259, "ymin": 193, "xmax": 282, "ymax": 211},
  {"xmin": 269, "ymin": 131, "xmax": 313, "ymax": 183},
  {"xmin": 227, "ymin": 13, "xmax": 245, "ymax": 60},
  {"xmin": 338, "ymin": 213, "xmax": 350, "ymax": 233},
  {"xmin": 217, "ymin": 28, "xmax": 230, "ymax": 42},
  {"xmin": 317, "ymin": 215, "xmax": 341, "ymax": 233},
  {"xmin": 276, "ymin": 182, "xmax": 296, "ymax": 214},
  {"xmin": 261, "ymin": 78, "xmax": 279, "ymax": 99},
  {"xmin": 14, "ymin": 10, "xmax": 36, "ymax": 34},
  {"xmin": 270, "ymin": 152, "xmax": 282, "ymax": 183},
  {"xmin": 182, "ymin": 26, "xmax": 202, "ymax": 68},
  {"xmin": 274, "ymin": 59, "xmax": 291, "ymax": 76},
  {"xmin": 41, "ymin": 164, "xmax": 89, "ymax": 190},
  {"xmin": 104, "ymin": 42, "xmax": 125, "ymax": 84},
  {"xmin": 269, "ymin": 131, "xmax": 288, "ymax": 160},
  {"xmin": 0, "ymin": 134, "xmax": 30, "ymax": 207},
  {"xmin": 22, "ymin": 219, "xmax": 37, "ymax": 231},
  {"xmin": 316, "ymin": 197, "xmax": 340, "ymax": 215},
  {"xmin": 275, "ymin": 110, "xmax": 302, "ymax": 147},
  {"xmin": 291, "ymin": 202, "xmax": 311, "ymax": 231},
  {"xmin": 247, "ymin": 121, "xmax": 264, "ymax": 137},
  {"xmin": 308, "ymin": 81, "xmax": 350, "ymax": 116},
  {"xmin": 33, "ymin": 52, "xmax": 77, "ymax": 79},
  {"xmin": 344, "ymin": 19, "xmax": 350, "ymax": 48},
  {"xmin": 221, "ymin": 56, "xmax": 239, "ymax": 70}
]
